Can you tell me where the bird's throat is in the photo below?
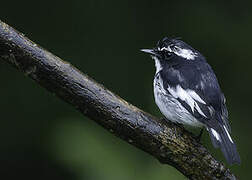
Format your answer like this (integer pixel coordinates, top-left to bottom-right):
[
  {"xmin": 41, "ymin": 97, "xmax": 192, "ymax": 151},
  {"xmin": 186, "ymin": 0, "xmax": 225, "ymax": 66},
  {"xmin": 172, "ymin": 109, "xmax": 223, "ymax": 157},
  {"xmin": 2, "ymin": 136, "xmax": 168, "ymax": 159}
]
[{"xmin": 152, "ymin": 56, "xmax": 162, "ymax": 74}]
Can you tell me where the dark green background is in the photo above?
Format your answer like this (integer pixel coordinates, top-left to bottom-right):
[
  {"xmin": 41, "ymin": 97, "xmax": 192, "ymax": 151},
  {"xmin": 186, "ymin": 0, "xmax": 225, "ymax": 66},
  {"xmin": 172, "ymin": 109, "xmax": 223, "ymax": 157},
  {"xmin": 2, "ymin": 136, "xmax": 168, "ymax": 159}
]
[{"xmin": 0, "ymin": 1, "xmax": 251, "ymax": 179}]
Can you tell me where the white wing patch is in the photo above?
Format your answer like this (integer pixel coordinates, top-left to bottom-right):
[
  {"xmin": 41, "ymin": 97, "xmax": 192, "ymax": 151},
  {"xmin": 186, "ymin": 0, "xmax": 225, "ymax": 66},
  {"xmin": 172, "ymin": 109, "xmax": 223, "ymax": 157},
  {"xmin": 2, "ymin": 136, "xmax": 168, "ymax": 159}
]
[
  {"xmin": 167, "ymin": 85, "xmax": 207, "ymax": 117},
  {"xmin": 211, "ymin": 128, "xmax": 221, "ymax": 142},
  {"xmin": 224, "ymin": 125, "xmax": 234, "ymax": 143},
  {"xmin": 187, "ymin": 90, "xmax": 206, "ymax": 104}
]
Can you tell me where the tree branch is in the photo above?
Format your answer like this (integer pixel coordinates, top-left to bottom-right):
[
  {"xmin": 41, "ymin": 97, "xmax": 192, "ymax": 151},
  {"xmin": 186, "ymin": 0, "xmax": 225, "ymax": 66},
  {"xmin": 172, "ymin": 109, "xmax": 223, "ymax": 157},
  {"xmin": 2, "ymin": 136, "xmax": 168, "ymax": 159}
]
[{"xmin": 0, "ymin": 20, "xmax": 237, "ymax": 180}]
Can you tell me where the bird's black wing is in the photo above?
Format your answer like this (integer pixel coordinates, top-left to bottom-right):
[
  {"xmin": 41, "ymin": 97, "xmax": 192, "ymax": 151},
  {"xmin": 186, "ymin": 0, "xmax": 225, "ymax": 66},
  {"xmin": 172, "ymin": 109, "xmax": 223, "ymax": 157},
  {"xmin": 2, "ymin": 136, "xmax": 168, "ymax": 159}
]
[
  {"xmin": 160, "ymin": 61, "xmax": 240, "ymax": 164},
  {"xmin": 160, "ymin": 61, "xmax": 229, "ymax": 129}
]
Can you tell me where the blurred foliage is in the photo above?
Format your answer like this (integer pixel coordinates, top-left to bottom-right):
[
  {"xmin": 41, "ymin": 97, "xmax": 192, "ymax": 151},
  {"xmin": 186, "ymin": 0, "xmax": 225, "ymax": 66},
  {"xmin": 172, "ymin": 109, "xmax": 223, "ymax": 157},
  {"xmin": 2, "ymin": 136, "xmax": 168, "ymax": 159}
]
[{"xmin": 0, "ymin": 0, "xmax": 251, "ymax": 179}]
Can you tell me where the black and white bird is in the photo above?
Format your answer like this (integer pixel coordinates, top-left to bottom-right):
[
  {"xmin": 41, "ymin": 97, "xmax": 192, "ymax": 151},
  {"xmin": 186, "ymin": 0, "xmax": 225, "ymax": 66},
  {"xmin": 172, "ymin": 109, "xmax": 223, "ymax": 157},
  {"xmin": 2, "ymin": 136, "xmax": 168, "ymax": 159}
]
[{"xmin": 141, "ymin": 37, "xmax": 240, "ymax": 165}]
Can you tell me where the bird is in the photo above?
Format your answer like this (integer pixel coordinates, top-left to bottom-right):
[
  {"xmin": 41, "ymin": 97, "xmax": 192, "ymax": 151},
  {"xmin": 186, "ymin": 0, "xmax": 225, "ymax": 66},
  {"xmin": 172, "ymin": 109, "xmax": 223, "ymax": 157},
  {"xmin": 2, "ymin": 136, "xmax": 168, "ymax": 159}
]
[{"xmin": 141, "ymin": 37, "xmax": 241, "ymax": 165}]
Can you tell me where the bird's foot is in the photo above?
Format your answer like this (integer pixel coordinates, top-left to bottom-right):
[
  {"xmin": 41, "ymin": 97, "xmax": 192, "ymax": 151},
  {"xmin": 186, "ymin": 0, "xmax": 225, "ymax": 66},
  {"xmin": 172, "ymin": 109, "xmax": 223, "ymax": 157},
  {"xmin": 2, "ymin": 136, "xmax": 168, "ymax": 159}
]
[
  {"xmin": 160, "ymin": 117, "xmax": 184, "ymax": 128},
  {"xmin": 174, "ymin": 121, "xmax": 184, "ymax": 128},
  {"xmin": 195, "ymin": 128, "xmax": 204, "ymax": 142}
]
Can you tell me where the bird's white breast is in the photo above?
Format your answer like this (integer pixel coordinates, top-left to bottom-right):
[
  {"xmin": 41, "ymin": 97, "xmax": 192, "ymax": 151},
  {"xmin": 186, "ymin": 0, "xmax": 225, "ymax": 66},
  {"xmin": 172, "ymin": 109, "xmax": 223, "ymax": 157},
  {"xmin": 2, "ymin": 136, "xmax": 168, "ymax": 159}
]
[{"xmin": 153, "ymin": 74, "xmax": 203, "ymax": 127}]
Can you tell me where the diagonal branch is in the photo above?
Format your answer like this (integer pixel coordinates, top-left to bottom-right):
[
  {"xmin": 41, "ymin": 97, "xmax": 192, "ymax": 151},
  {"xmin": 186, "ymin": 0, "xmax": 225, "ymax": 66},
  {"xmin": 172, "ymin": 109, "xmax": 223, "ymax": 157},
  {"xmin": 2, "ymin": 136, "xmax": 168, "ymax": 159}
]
[{"xmin": 0, "ymin": 20, "xmax": 237, "ymax": 180}]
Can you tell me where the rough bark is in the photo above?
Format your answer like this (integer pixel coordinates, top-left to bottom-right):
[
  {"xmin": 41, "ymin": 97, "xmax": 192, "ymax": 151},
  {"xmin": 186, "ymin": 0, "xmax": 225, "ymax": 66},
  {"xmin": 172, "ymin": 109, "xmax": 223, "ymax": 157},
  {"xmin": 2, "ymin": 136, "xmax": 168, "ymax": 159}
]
[{"xmin": 0, "ymin": 20, "xmax": 237, "ymax": 180}]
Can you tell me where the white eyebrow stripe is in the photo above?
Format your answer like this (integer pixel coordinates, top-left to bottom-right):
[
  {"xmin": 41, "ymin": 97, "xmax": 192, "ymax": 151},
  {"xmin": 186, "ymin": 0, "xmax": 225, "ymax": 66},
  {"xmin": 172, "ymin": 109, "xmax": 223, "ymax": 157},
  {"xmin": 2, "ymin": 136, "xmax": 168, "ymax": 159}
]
[
  {"xmin": 160, "ymin": 46, "xmax": 172, "ymax": 52},
  {"xmin": 159, "ymin": 45, "xmax": 197, "ymax": 60},
  {"xmin": 173, "ymin": 46, "xmax": 197, "ymax": 60}
]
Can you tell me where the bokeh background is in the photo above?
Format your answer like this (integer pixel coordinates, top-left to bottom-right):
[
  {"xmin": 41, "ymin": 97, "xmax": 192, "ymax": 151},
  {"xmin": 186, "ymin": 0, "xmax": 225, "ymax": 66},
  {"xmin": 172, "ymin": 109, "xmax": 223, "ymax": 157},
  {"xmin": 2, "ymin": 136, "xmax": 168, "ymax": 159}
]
[{"xmin": 0, "ymin": 1, "xmax": 251, "ymax": 179}]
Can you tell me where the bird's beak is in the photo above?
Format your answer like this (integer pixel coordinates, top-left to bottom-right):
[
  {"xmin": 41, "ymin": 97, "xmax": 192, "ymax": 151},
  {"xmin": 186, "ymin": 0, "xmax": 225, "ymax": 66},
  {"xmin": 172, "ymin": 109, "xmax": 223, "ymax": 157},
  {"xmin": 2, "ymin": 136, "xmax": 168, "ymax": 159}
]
[
  {"xmin": 141, "ymin": 48, "xmax": 161, "ymax": 58},
  {"xmin": 140, "ymin": 48, "xmax": 157, "ymax": 56}
]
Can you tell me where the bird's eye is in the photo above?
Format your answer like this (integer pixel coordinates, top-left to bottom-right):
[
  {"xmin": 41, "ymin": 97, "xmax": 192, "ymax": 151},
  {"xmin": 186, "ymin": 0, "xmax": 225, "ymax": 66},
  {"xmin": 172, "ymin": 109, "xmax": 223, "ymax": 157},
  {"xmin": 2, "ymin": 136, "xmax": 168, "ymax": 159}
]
[
  {"xmin": 169, "ymin": 44, "xmax": 176, "ymax": 50},
  {"xmin": 158, "ymin": 47, "xmax": 173, "ymax": 59},
  {"xmin": 164, "ymin": 52, "xmax": 172, "ymax": 58}
]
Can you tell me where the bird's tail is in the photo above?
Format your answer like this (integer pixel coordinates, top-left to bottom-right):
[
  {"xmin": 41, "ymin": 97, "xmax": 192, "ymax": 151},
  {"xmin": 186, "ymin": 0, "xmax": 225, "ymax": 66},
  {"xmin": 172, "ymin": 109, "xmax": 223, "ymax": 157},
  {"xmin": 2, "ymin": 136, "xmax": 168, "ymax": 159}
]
[{"xmin": 208, "ymin": 124, "xmax": 241, "ymax": 165}]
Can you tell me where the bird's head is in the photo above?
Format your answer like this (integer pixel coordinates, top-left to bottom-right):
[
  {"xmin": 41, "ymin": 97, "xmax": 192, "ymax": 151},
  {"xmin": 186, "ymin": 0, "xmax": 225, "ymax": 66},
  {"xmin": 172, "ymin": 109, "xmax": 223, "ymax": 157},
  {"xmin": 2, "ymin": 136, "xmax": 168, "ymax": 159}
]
[{"xmin": 141, "ymin": 37, "xmax": 199, "ymax": 62}]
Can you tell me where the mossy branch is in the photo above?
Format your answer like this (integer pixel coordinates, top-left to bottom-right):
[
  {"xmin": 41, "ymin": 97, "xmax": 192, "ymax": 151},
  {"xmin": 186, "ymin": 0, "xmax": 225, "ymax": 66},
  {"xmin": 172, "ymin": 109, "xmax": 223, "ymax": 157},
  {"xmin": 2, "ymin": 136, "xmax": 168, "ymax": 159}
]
[{"xmin": 0, "ymin": 20, "xmax": 237, "ymax": 180}]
